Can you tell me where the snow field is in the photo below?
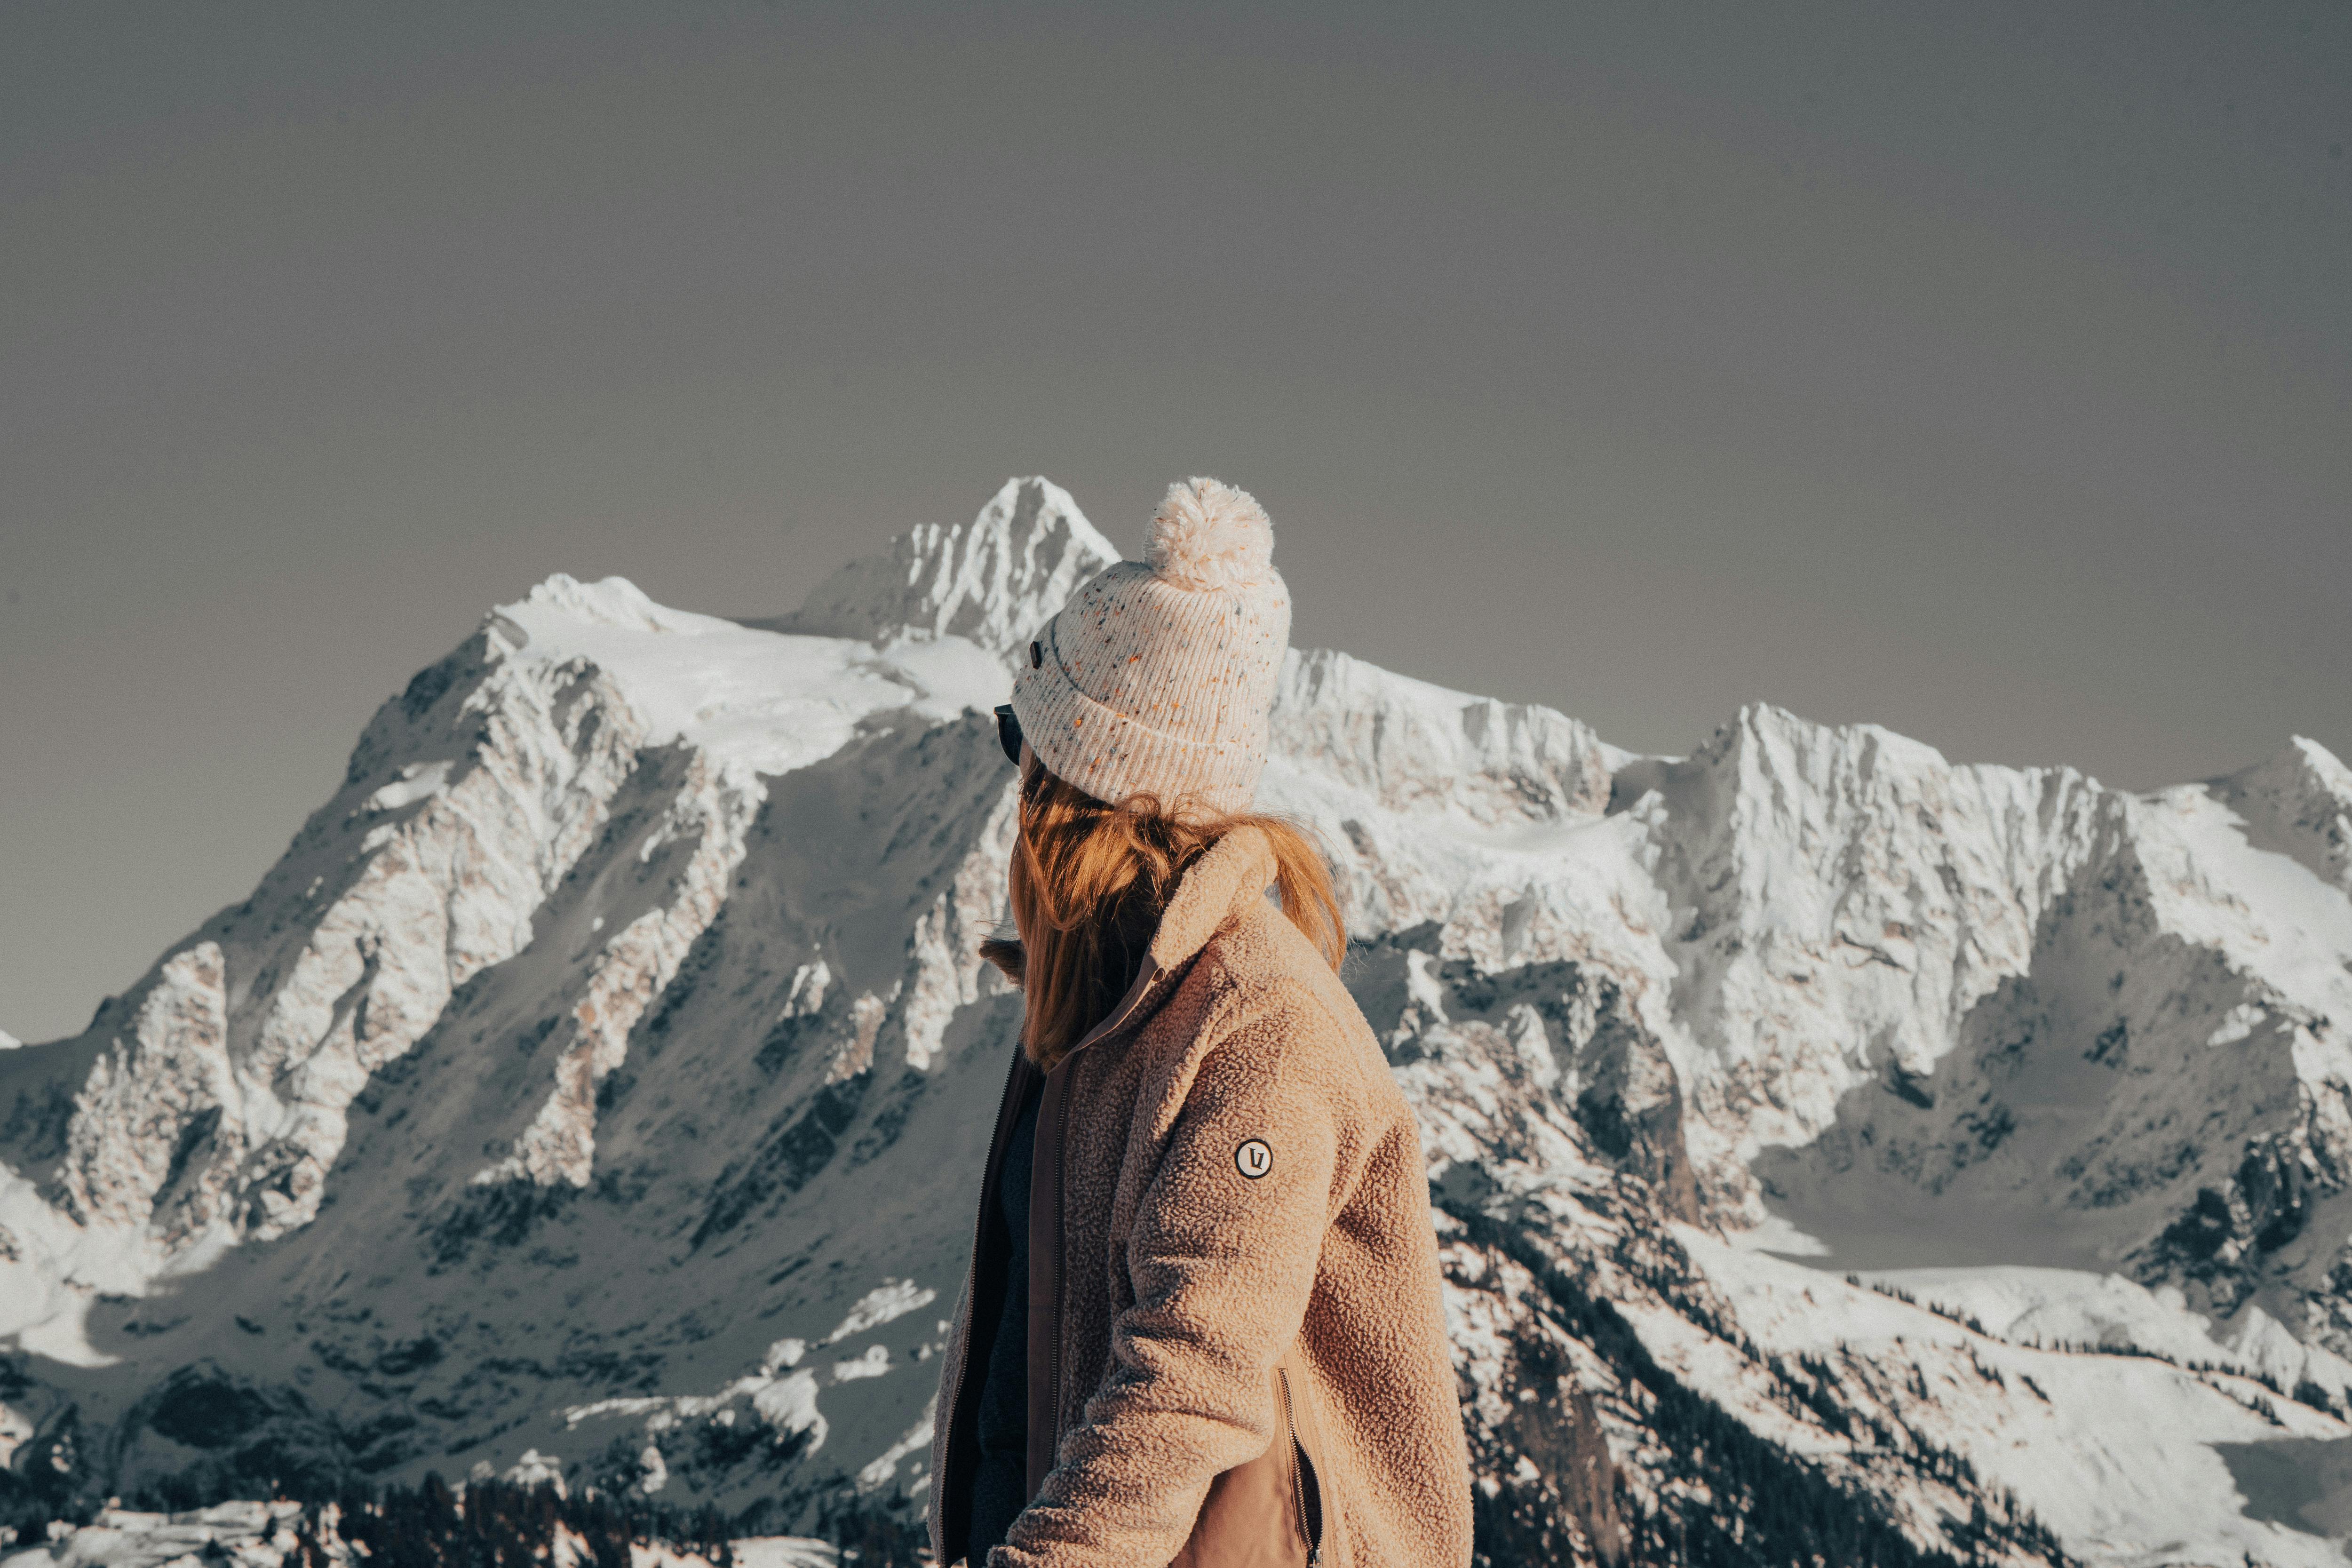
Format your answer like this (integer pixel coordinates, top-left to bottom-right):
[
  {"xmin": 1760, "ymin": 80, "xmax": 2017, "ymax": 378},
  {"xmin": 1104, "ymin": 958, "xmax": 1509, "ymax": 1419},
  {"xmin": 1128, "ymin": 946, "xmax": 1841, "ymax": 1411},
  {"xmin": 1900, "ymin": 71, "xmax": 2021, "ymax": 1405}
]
[{"xmin": 1685, "ymin": 1233, "xmax": 2352, "ymax": 1566}]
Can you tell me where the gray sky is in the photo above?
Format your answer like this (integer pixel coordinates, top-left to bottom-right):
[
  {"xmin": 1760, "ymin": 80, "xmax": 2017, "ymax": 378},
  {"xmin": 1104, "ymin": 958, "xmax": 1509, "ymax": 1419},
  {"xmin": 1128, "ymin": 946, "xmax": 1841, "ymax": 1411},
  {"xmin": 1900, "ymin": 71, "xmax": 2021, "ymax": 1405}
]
[{"xmin": 4, "ymin": 1, "xmax": 2347, "ymax": 1043}]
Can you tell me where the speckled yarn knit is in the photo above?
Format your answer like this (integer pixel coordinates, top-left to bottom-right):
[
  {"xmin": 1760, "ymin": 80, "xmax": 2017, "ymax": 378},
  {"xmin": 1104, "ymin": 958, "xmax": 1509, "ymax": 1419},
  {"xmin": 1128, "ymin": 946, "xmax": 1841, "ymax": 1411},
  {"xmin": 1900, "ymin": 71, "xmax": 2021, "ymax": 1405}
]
[{"xmin": 1008, "ymin": 478, "xmax": 1290, "ymax": 816}]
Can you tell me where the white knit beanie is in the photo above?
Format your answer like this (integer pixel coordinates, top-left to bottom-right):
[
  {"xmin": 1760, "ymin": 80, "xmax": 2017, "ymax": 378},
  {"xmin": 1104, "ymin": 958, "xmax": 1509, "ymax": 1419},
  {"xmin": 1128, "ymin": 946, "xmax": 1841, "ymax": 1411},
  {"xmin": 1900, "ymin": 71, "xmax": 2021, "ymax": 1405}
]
[{"xmin": 1008, "ymin": 477, "xmax": 1291, "ymax": 818}]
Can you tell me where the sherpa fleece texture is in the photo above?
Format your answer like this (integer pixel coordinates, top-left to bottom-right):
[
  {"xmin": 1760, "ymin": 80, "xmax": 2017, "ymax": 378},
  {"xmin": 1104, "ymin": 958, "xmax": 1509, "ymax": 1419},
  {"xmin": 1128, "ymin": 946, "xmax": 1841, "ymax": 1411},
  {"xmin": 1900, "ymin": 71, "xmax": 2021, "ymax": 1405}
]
[{"xmin": 928, "ymin": 828, "xmax": 1473, "ymax": 1568}]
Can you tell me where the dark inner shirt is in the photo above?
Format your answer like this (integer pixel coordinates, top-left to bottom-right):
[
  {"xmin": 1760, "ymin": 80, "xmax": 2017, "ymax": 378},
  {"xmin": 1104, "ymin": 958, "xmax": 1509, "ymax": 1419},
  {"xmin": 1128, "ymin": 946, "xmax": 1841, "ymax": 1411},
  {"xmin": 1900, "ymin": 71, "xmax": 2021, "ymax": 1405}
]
[
  {"xmin": 966, "ymin": 1078, "xmax": 1040, "ymax": 1564},
  {"xmin": 961, "ymin": 886, "xmax": 1167, "ymax": 1563}
]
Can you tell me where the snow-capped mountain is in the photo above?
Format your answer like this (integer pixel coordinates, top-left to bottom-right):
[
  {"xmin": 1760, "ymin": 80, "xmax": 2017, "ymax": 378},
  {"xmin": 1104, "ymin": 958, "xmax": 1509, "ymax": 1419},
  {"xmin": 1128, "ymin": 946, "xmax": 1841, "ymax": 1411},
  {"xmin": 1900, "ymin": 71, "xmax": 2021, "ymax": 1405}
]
[{"xmin": 5, "ymin": 477, "xmax": 2352, "ymax": 1567}]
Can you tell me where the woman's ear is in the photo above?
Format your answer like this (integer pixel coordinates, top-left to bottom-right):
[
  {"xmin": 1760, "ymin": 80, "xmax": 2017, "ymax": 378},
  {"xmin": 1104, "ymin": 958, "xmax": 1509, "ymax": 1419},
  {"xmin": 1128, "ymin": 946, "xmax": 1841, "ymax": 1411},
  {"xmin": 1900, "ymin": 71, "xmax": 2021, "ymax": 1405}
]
[{"xmin": 978, "ymin": 934, "xmax": 1025, "ymax": 986}]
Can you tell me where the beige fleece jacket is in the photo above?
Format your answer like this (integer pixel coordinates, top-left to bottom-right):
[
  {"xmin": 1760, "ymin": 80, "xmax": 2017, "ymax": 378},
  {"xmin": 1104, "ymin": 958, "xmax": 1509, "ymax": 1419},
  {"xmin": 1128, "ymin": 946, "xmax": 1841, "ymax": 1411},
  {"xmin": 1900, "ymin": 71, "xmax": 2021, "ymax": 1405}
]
[{"xmin": 929, "ymin": 827, "xmax": 1474, "ymax": 1567}]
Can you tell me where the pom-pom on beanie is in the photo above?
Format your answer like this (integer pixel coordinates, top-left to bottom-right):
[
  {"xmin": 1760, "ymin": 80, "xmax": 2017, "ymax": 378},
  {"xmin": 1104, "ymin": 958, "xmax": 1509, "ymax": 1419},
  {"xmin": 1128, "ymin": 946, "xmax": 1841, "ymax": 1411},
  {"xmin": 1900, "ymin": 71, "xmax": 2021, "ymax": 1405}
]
[{"xmin": 1009, "ymin": 477, "xmax": 1290, "ymax": 818}]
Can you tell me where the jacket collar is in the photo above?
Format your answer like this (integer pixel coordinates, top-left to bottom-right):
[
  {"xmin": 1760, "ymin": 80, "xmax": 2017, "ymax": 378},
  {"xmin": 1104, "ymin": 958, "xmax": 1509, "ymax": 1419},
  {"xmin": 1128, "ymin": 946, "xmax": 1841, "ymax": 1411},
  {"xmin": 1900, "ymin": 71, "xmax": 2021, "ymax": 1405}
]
[
  {"xmin": 1063, "ymin": 825, "xmax": 1279, "ymax": 1061},
  {"xmin": 1149, "ymin": 824, "xmax": 1279, "ymax": 972}
]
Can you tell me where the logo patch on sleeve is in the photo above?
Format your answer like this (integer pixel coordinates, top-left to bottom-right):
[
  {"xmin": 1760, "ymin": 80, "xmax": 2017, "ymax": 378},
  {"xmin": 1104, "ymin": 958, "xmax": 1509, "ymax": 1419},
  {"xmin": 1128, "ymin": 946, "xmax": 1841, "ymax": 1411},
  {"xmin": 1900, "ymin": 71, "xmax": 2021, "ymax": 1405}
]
[{"xmin": 1234, "ymin": 1139, "xmax": 1273, "ymax": 1179}]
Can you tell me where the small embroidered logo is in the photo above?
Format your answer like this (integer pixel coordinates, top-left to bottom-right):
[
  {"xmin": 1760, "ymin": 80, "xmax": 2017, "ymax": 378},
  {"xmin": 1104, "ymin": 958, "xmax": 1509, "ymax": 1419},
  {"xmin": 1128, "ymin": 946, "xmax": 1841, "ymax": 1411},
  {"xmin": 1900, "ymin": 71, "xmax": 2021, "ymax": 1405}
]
[{"xmin": 1235, "ymin": 1139, "xmax": 1273, "ymax": 1179}]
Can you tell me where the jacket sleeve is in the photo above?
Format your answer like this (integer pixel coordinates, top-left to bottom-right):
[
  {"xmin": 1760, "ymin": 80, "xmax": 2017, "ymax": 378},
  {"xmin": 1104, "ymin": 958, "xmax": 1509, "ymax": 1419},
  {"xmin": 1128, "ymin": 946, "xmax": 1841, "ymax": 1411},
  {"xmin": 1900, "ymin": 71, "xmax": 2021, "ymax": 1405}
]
[{"xmin": 992, "ymin": 991, "xmax": 1348, "ymax": 1567}]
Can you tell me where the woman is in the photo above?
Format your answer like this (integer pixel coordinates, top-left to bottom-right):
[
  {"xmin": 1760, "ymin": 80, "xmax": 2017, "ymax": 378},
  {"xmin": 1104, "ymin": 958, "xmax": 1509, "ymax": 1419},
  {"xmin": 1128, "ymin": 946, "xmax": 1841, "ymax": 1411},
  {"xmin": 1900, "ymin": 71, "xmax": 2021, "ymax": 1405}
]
[{"xmin": 926, "ymin": 478, "xmax": 1473, "ymax": 1568}]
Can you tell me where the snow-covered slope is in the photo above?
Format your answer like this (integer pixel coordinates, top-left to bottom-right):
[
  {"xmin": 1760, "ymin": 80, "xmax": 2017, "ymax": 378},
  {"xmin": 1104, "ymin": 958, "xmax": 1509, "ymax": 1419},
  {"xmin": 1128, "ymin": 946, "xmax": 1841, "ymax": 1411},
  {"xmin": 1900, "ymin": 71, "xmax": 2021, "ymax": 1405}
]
[
  {"xmin": 5, "ymin": 475, "xmax": 2352, "ymax": 1565},
  {"xmin": 766, "ymin": 477, "xmax": 1116, "ymax": 662}
]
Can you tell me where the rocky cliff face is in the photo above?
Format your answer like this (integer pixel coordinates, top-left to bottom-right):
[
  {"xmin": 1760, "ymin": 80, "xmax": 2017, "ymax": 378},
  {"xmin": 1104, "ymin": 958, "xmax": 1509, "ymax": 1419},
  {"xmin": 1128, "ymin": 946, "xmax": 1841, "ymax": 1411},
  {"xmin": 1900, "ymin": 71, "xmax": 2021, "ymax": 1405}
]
[{"xmin": 5, "ymin": 477, "xmax": 2352, "ymax": 1567}]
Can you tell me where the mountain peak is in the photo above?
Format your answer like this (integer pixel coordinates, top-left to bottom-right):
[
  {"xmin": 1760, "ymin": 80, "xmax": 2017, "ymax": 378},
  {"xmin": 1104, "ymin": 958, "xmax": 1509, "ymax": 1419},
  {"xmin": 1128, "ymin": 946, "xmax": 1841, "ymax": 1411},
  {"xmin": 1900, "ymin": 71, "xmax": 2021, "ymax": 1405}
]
[
  {"xmin": 775, "ymin": 477, "xmax": 1118, "ymax": 663},
  {"xmin": 2215, "ymin": 733, "xmax": 2352, "ymax": 896},
  {"xmin": 2290, "ymin": 733, "xmax": 2352, "ymax": 790},
  {"xmin": 511, "ymin": 572, "xmax": 702, "ymax": 636}
]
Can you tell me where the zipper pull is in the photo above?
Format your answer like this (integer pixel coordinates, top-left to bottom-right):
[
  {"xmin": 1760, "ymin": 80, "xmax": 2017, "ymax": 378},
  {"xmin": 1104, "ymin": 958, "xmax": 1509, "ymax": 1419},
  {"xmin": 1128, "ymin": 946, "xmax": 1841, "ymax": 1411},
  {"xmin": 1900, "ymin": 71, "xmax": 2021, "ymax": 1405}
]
[{"xmin": 1305, "ymin": 1551, "xmax": 1321, "ymax": 1566}]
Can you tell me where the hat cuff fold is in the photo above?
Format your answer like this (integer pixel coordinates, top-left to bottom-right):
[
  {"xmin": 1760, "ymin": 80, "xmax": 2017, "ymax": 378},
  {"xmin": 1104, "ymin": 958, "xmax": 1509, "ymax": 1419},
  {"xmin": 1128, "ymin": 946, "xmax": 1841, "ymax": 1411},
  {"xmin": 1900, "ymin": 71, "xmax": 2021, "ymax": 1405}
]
[{"xmin": 1010, "ymin": 650, "xmax": 1263, "ymax": 819}]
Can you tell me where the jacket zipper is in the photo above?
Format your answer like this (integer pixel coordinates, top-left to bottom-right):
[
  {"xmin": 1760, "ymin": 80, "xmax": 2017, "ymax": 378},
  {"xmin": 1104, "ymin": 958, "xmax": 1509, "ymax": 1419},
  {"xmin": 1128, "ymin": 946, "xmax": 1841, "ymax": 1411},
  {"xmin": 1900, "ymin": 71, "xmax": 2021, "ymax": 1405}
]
[
  {"xmin": 1278, "ymin": 1366, "xmax": 1323, "ymax": 1565},
  {"xmin": 1031, "ymin": 964, "xmax": 1164, "ymax": 1491},
  {"xmin": 1046, "ymin": 1057, "xmax": 1073, "ymax": 1477}
]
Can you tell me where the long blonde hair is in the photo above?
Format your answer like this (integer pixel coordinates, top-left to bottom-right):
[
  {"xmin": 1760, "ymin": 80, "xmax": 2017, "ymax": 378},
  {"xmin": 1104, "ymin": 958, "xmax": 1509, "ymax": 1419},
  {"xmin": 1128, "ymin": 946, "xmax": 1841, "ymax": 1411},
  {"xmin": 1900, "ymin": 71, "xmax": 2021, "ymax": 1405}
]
[{"xmin": 983, "ymin": 768, "xmax": 1345, "ymax": 1073}]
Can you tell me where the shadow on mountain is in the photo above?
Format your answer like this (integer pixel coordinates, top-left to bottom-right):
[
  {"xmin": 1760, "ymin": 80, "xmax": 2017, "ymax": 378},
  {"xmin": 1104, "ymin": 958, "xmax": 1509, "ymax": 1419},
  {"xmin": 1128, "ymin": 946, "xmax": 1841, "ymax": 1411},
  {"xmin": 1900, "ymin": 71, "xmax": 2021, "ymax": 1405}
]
[
  {"xmin": 2215, "ymin": 1436, "xmax": 2352, "ymax": 1542},
  {"xmin": 13, "ymin": 716, "xmax": 1023, "ymax": 1538},
  {"xmin": 1749, "ymin": 844, "xmax": 2328, "ymax": 1297}
]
